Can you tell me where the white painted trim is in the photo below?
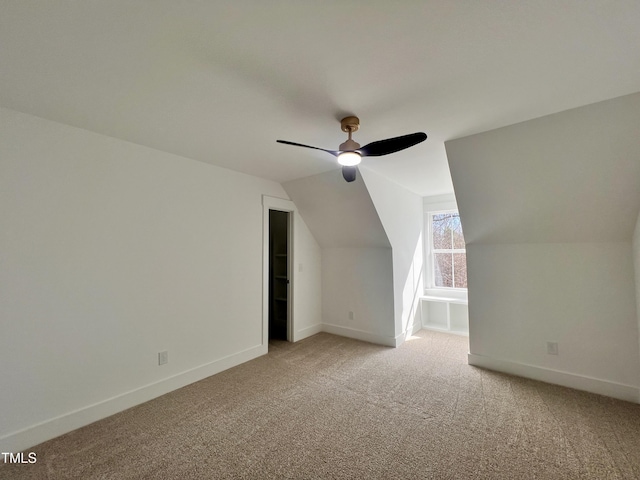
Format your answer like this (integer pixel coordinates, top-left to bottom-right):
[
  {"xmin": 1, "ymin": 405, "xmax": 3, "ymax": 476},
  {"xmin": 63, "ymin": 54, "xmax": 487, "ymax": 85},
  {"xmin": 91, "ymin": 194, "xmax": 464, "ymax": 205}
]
[
  {"xmin": 422, "ymin": 325, "xmax": 469, "ymax": 337},
  {"xmin": 420, "ymin": 297, "xmax": 469, "ymax": 335},
  {"xmin": 411, "ymin": 319, "xmax": 423, "ymax": 336},
  {"xmin": 262, "ymin": 195, "xmax": 297, "ymax": 345},
  {"xmin": 468, "ymin": 353, "xmax": 640, "ymax": 404},
  {"xmin": 421, "ymin": 295, "xmax": 468, "ymax": 305},
  {"xmin": 422, "ymin": 193, "xmax": 457, "ymax": 211},
  {"xmin": 396, "ymin": 317, "xmax": 424, "ymax": 345},
  {"xmin": 424, "ymin": 209, "xmax": 468, "ymax": 292},
  {"xmin": 294, "ymin": 323, "xmax": 323, "ymax": 342},
  {"xmin": 321, "ymin": 323, "xmax": 397, "ymax": 347},
  {"xmin": 0, "ymin": 344, "xmax": 267, "ymax": 453}
]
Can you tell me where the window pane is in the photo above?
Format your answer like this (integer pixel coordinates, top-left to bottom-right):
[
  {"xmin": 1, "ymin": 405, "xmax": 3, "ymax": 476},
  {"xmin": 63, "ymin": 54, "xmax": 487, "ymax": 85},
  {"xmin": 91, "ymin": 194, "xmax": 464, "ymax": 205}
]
[
  {"xmin": 452, "ymin": 215, "xmax": 465, "ymax": 249},
  {"xmin": 453, "ymin": 253, "xmax": 467, "ymax": 288},
  {"xmin": 432, "ymin": 214, "xmax": 452, "ymax": 249},
  {"xmin": 434, "ymin": 253, "xmax": 453, "ymax": 288}
]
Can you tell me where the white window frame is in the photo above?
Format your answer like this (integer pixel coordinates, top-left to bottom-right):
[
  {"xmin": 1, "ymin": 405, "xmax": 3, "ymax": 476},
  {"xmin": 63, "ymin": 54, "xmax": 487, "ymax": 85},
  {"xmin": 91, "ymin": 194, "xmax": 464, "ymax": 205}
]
[{"xmin": 425, "ymin": 209, "xmax": 467, "ymax": 294}]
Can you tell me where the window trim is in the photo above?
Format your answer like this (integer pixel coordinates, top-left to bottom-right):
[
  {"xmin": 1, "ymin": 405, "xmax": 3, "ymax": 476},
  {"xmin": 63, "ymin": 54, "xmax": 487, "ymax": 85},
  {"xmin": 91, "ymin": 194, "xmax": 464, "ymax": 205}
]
[{"xmin": 426, "ymin": 209, "xmax": 467, "ymax": 292}]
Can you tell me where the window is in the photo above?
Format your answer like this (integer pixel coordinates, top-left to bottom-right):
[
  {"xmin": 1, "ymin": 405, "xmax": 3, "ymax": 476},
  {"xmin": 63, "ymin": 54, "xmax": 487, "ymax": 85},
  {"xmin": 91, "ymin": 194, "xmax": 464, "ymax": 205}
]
[{"xmin": 429, "ymin": 211, "xmax": 467, "ymax": 289}]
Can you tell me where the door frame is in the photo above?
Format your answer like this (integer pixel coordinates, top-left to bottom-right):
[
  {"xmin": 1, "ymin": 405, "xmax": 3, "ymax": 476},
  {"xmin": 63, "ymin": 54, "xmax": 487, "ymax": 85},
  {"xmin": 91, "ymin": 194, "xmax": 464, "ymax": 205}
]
[{"xmin": 262, "ymin": 195, "xmax": 296, "ymax": 346}]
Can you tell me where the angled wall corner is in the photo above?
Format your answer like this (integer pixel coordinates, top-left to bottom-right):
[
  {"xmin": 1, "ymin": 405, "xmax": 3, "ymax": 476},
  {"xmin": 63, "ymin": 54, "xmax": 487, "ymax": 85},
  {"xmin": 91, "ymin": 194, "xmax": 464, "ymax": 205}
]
[
  {"xmin": 446, "ymin": 92, "xmax": 640, "ymax": 402},
  {"xmin": 283, "ymin": 168, "xmax": 395, "ymax": 345},
  {"xmin": 358, "ymin": 166, "xmax": 425, "ymax": 342}
]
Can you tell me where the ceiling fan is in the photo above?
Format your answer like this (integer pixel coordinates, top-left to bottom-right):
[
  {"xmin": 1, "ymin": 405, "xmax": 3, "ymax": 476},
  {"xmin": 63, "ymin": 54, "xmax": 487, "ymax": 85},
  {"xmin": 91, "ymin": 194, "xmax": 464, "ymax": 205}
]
[{"xmin": 277, "ymin": 116, "xmax": 427, "ymax": 182}]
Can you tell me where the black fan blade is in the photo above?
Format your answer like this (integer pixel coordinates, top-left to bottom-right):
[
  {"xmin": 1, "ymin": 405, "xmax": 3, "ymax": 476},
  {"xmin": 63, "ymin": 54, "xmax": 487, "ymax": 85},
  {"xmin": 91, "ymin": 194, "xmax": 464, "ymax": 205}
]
[
  {"xmin": 359, "ymin": 132, "xmax": 427, "ymax": 157},
  {"xmin": 342, "ymin": 166, "xmax": 357, "ymax": 183},
  {"xmin": 276, "ymin": 140, "xmax": 339, "ymax": 157}
]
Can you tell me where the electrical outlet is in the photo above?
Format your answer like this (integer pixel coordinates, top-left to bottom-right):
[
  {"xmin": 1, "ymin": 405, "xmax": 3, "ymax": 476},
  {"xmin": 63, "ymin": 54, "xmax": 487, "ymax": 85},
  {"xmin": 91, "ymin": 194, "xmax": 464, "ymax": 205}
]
[
  {"xmin": 546, "ymin": 342, "xmax": 559, "ymax": 355},
  {"xmin": 158, "ymin": 351, "xmax": 169, "ymax": 365},
  {"xmin": 348, "ymin": 311, "xmax": 355, "ymax": 320}
]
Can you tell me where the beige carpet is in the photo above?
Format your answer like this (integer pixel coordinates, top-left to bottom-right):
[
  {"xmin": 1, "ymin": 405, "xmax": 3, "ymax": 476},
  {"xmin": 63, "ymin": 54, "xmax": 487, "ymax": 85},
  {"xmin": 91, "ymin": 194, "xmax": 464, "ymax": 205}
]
[{"xmin": 2, "ymin": 330, "xmax": 640, "ymax": 479}]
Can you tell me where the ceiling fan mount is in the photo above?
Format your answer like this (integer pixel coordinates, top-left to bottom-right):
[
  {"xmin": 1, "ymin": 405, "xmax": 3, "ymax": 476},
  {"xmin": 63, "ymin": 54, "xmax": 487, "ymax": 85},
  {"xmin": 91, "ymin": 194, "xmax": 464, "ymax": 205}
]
[
  {"xmin": 277, "ymin": 116, "xmax": 426, "ymax": 183},
  {"xmin": 340, "ymin": 115, "xmax": 360, "ymax": 133}
]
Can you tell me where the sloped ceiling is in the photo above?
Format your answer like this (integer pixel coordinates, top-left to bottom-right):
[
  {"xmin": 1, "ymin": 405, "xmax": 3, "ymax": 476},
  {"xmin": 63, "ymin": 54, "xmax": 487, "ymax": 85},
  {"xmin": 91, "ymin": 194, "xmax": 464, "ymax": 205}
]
[
  {"xmin": 446, "ymin": 92, "xmax": 640, "ymax": 244},
  {"xmin": 282, "ymin": 169, "xmax": 389, "ymax": 249},
  {"xmin": 2, "ymin": 1, "xmax": 640, "ymax": 196}
]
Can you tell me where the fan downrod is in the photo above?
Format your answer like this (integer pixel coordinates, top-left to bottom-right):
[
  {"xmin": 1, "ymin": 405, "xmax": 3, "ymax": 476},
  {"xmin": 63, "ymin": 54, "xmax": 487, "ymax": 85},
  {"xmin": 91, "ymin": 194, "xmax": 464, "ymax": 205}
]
[{"xmin": 340, "ymin": 116, "xmax": 360, "ymax": 133}]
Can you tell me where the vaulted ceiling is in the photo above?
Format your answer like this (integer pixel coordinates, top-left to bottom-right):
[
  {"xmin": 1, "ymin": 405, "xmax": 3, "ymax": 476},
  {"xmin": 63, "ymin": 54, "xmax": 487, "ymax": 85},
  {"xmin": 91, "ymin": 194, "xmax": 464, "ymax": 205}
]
[{"xmin": 2, "ymin": 1, "xmax": 640, "ymax": 196}]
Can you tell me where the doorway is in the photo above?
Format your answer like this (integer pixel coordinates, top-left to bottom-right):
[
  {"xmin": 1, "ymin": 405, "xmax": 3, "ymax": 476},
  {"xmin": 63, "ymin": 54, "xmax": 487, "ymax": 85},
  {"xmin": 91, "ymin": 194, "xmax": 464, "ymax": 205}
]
[
  {"xmin": 268, "ymin": 210, "xmax": 290, "ymax": 341},
  {"xmin": 262, "ymin": 195, "xmax": 295, "ymax": 347}
]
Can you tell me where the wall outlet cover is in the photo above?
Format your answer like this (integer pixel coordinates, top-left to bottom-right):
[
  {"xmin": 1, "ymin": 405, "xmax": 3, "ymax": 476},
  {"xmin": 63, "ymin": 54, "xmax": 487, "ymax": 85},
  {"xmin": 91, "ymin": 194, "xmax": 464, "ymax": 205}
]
[{"xmin": 158, "ymin": 351, "xmax": 169, "ymax": 365}]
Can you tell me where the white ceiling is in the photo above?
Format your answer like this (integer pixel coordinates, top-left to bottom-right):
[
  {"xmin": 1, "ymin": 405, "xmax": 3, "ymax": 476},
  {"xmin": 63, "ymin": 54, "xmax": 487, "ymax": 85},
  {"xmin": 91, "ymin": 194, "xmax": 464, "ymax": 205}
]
[{"xmin": 2, "ymin": 1, "xmax": 640, "ymax": 196}]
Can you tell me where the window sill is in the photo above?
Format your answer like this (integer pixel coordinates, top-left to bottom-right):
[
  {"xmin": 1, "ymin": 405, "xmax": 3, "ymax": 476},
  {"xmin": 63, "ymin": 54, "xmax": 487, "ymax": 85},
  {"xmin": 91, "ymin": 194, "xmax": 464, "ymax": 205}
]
[{"xmin": 423, "ymin": 289, "xmax": 468, "ymax": 304}]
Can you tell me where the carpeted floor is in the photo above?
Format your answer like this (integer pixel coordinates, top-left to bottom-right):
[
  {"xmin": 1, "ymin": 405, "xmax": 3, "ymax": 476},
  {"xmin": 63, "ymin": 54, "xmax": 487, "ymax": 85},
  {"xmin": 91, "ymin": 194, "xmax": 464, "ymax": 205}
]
[{"xmin": 2, "ymin": 330, "xmax": 640, "ymax": 479}]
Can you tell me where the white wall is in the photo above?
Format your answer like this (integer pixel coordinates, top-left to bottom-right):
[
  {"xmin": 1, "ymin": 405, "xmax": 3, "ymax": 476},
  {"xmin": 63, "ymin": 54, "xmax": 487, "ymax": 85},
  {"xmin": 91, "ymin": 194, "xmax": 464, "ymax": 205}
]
[
  {"xmin": 359, "ymin": 167, "xmax": 424, "ymax": 340},
  {"xmin": 284, "ymin": 166, "xmax": 425, "ymax": 346},
  {"xmin": 321, "ymin": 247, "xmax": 395, "ymax": 345},
  {"xmin": 467, "ymin": 242, "xmax": 639, "ymax": 399},
  {"xmin": 634, "ymin": 211, "xmax": 640, "ymax": 388},
  {"xmin": 446, "ymin": 93, "xmax": 640, "ymax": 402},
  {"xmin": 0, "ymin": 107, "xmax": 318, "ymax": 451},
  {"xmin": 283, "ymin": 169, "xmax": 397, "ymax": 346},
  {"xmin": 291, "ymin": 213, "xmax": 323, "ymax": 341}
]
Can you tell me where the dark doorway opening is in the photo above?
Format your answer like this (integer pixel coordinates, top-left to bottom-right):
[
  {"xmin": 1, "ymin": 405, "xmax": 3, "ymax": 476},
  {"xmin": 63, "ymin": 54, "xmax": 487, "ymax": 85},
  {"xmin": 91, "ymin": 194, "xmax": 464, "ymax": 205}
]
[{"xmin": 269, "ymin": 210, "xmax": 289, "ymax": 341}]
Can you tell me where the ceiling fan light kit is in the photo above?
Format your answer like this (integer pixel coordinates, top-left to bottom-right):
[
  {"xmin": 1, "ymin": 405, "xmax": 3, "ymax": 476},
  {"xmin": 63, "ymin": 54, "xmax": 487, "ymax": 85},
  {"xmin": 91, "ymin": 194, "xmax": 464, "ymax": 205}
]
[
  {"xmin": 277, "ymin": 116, "xmax": 426, "ymax": 183},
  {"xmin": 337, "ymin": 151, "xmax": 361, "ymax": 166},
  {"xmin": 337, "ymin": 116, "xmax": 362, "ymax": 166}
]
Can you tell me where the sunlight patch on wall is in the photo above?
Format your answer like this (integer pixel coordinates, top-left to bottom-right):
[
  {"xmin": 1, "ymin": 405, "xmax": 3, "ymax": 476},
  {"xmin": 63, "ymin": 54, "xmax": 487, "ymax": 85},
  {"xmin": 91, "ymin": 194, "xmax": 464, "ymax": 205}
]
[{"xmin": 401, "ymin": 232, "xmax": 424, "ymax": 339}]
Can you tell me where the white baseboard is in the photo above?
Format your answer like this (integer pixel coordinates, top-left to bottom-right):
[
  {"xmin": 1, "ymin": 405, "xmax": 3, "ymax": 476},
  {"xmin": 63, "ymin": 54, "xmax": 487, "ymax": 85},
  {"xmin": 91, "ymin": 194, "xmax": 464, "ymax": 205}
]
[
  {"xmin": 392, "ymin": 322, "xmax": 423, "ymax": 347},
  {"xmin": 411, "ymin": 320, "xmax": 423, "ymax": 336},
  {"xmin": 294, "ymin": 323, "xmax": 323, "ymax": 342},
  {"xmin": 468, "ymin": 353, "xmax": 640, "ymax": 404},
  {"xmin": 0, "ymin": 344, "xmax": 268, "ymax": 453},
  {"xmin": 321, "ymin": 323, "xmax": 397, "ymax": 347}
]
